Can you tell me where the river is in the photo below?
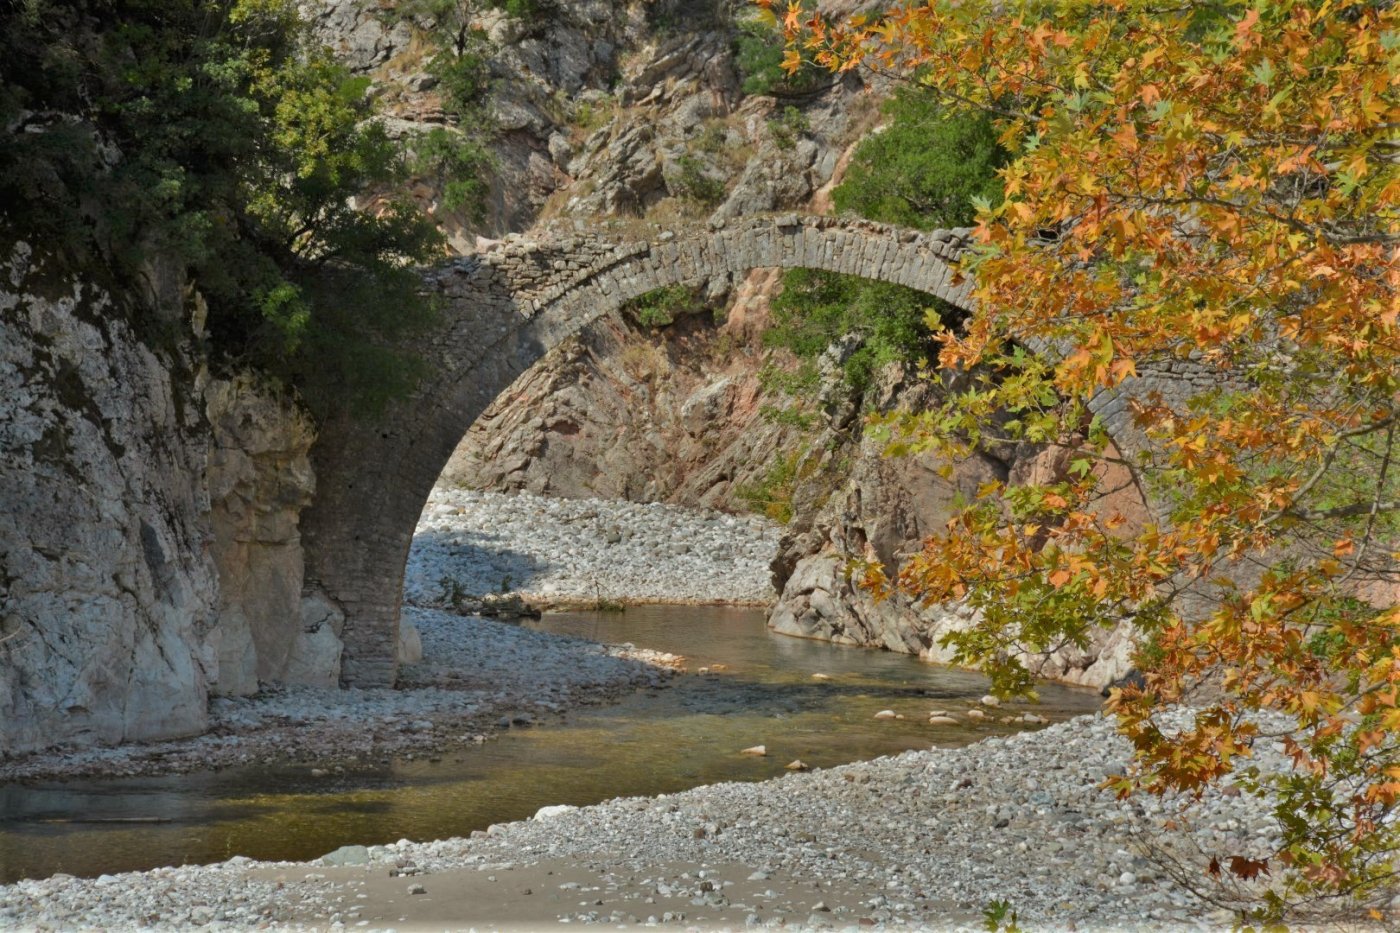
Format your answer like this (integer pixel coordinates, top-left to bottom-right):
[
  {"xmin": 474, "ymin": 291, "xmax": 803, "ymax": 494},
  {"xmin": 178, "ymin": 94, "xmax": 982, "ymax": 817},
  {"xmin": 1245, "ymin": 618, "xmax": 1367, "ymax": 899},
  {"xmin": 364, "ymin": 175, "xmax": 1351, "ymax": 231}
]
[{"xmin": 0, "ymin": 605, "xmax": 1100, "ymax": 883}]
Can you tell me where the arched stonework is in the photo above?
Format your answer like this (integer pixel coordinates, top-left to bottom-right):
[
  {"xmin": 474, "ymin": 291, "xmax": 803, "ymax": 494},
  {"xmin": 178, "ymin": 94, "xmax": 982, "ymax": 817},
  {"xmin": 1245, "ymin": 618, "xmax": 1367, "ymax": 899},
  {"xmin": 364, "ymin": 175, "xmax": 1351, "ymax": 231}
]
[{"xmin": 299, "ymin": 214, "xmax": 1155, "ymax": 686}]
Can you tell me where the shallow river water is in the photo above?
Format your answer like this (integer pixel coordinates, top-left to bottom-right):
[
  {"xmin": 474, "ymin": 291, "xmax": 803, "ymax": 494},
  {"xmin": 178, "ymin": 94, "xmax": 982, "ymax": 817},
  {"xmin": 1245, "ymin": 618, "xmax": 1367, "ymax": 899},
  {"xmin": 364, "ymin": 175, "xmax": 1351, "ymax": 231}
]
[{"xmin": 0, "ymin": 605, "xmax": 1100, "ymax": 883}]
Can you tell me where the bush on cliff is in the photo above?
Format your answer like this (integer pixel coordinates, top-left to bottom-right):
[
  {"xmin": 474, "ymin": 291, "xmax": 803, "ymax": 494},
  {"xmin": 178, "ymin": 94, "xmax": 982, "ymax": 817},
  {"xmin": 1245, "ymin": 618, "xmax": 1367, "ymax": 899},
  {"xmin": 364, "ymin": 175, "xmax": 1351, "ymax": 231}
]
[
  {"xmin": 0, "ymin": 0, "xmax": 447, "ymax": 418},
  {"xmin": 763, "ymin": 270, "xmax": 939, "ymax": 394},
  {"xmin": 760, "ymin": 91, "xmax": 1003, "ymax": 397},
  {"xmin": 832, "ymin": 91, "xmax": 1008, "ymax": 231}
]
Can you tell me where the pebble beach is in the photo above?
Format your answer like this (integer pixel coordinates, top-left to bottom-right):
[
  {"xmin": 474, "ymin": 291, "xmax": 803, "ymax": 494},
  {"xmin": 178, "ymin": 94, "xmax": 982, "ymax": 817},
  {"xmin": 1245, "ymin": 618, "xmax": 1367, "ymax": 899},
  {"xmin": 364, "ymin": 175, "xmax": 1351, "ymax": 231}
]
[{"xmin": 5, "ymin": 710, "xmax": 1379, "ymax": 931}]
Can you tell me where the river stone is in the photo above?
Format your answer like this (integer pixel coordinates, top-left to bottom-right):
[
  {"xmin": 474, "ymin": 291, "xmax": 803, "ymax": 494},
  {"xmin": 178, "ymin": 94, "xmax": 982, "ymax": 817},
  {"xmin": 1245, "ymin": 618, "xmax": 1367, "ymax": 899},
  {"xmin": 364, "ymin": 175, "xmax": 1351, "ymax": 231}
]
[
  {"xmin": 320, "ymin": 845, "xmax": 370, "ymax": 867},
  {"xmin": 282, "ymin": 620, "xmax": 343, "ymax": 688},
  {"xmin": 397, "ymin": 617, "xmax": 423, "ymax": 665}
]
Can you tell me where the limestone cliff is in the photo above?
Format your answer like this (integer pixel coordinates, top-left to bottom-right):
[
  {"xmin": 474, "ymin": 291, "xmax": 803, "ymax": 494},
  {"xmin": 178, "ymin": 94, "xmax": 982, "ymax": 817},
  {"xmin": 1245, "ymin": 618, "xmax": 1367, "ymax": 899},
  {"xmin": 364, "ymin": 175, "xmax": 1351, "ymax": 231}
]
[
  {"xmin": 0, "ymin": 242, "xmax": 217, "ymax": 755},
  {"xmin": 0, "ymin": 241, "xmax": 336, "ymax": 753},
  {"xmin": 205, "ymin": 375, "xmax": 325, "ymax": 695}
]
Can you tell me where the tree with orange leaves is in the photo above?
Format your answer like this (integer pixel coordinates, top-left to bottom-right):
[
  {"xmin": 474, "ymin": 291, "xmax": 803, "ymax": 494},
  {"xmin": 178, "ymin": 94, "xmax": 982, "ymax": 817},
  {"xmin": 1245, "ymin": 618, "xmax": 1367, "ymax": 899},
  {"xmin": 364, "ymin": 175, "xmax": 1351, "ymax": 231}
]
[{"xmin": 762, "ymin": 0, "xmax": 1400, "ymax": 920}]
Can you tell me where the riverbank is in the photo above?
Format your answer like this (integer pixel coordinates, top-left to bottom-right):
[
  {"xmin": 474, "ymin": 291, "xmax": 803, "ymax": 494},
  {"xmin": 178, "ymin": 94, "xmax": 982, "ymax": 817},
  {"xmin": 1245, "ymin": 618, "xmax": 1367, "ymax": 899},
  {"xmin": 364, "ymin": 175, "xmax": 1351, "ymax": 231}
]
[
  {"xmin": 0, "ymin": 490, "xmax": 779, "ymax": 782},
  {"xmin": 6, "ymin": 708, "xmax": 1388, "ymax": 930},
  {"xmin": 0, "ymin": 609, "xmax": 680, "ymax": 782}
]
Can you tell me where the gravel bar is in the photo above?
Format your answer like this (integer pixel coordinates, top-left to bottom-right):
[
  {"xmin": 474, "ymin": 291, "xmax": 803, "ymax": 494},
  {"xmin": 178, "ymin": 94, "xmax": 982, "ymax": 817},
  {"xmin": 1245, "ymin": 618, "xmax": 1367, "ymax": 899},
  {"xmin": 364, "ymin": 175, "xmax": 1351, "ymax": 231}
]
[
  {"xmin": 405, "ymin": 488, "xmax": 781, "ymax": 607},
  {"xmin": 0, "ymin": 487, "xmax": 777, "ymax": 782},
  {"xmin": 5, "ymin": 710, "xmax": 1392, "ymax": 930}
]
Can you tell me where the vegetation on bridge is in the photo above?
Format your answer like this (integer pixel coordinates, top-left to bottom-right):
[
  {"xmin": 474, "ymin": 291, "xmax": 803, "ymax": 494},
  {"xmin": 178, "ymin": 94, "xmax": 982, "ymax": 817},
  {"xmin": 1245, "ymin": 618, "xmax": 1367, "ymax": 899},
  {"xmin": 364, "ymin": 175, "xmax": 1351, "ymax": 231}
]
[{"xmin": 771, "ymin": 0, "xmax": 1400, "ymax": 919}]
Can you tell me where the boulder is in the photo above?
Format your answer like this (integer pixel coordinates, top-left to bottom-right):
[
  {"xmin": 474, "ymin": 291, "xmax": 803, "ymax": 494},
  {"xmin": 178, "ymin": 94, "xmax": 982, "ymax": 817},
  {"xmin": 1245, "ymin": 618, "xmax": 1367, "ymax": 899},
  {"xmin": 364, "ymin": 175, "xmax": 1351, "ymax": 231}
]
[{"xmin": 280, "ymin": 592, "xmax": 347, "ymax": 688}]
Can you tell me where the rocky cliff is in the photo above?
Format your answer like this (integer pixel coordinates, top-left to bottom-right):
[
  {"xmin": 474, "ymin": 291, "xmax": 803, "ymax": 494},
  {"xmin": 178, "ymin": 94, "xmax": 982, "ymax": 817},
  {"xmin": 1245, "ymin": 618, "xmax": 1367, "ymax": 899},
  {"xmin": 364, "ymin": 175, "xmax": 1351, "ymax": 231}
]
[
  {"xmin": 442, "ymin": 268, "xmax": 813, "ymax": 507},
  {"xmin": 303, "ymin": 0, "xmax": 874, "ymax": 250},
  {"xmin": 205, "ymin": 375, "xmax": 325, "ymax": 695},
  {"xmin": 0, "ymin": 239, "xmax": 342, "ymax": 754},
  {"xmin": 766, "ymin": 369, "xmax": 1144, "ymax": 690},
  {"xmin": 0, "ymin": 242, "xmax": 217, "ymax": 754}
]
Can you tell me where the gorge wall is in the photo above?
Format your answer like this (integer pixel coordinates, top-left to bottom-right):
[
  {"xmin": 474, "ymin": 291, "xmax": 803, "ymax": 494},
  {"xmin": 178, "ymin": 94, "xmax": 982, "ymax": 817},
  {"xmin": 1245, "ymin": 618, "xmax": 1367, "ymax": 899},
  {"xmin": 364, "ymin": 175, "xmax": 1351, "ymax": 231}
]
[
  {"xmin": 0, "ymin": 242, "xmax": 216, "ymax": 754},
  {"xmin": 0, "ymin": 242, "xmax": 344, "ymax": 755},
  {"xmin": 441, "ymin": 268, "xmax": 806, "ymax": 509}
]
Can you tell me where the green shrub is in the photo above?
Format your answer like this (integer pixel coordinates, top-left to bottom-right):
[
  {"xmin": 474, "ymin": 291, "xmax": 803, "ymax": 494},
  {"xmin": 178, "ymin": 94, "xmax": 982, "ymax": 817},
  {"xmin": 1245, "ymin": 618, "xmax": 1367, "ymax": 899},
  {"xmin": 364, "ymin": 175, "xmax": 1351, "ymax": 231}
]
[
  {"xmin": 672, "ymin": 155, "xmax": 727, "ymax": 207},
  {"xmin": 484, "ymin": 0, "xmax": 556, "ymax": 20},
  {"xmin": 763, "ymin": 270, "xmax": 946, "ymax": 394},
  {"xmin": 734, "ymin": 12, "xmax": 825, "ymax": 97},
  {"xmin": 427, "ymin": 35, "xmax": 494, "ymax": 118},
  {"xmin": 573, "ymin": 95, "xmax": 614, "ymax": 133},
  {"xmin": 411, "ymin": 127, "xmax": 495, "ymax": 221},
  {"xmin": 758, "ymin": 404, "xmax": 818, "ymax": 431},
  {"xmin": 623, "ymin": 285, "xmax": 699, "ymax": 328},
  {"xmin": 737, "ymin": 449, "xmax": 807, "ymax": 524},
  {"xmin": 832, "ymin": 91, "xmax": 1009, "ymax": 230},
  {"xmin": 768, "ymin": 105, "xmax": 810, "ymax": 150},
  {"xmin": 696, "ymin": 121, "xmax": 729, "ymax": 154},
  {"xmin": 0, "ymin": 0, "xmax": 447, "ymax": 419}
]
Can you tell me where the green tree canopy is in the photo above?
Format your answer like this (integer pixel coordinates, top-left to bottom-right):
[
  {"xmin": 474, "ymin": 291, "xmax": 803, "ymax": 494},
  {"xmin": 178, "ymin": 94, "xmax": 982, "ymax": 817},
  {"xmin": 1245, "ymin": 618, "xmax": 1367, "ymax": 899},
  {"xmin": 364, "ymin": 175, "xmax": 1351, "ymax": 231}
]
[
  {"xmin": 832, "ymin": 91, "xmax": 1008, "ymax": 230},
  {"xmin": 0, "ymin": 0, "xmax": 448, "ymax": 417}
]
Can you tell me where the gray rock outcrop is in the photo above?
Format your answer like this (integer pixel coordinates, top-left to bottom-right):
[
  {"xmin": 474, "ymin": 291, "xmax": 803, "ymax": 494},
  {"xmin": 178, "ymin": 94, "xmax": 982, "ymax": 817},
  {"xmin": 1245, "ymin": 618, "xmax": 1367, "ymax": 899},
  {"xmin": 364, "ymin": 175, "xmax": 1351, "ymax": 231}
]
[
  {"xmin": 0, "ymin": 240, "xmax": 335, "ymax": 754},
  {"xmin": 0, "ymin": 242, "xmax": 218, "ymax": 755}
]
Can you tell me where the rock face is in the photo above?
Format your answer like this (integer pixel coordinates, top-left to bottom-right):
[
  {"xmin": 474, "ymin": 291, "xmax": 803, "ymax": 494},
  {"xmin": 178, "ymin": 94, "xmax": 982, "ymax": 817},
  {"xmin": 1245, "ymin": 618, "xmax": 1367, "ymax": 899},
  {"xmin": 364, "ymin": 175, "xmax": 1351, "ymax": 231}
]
[
  {"xmin": 205, "ymin": 375, "xmax": 319, "ymax": 694},
  {"xmin": 765, "ymin": 360, "xmax": 1150, "ymax": 690},
  {"xmin": 0, "ymin": 242, "xmax": 217, "ymax": 755},
  {"xmin": 0, "ymin": 241, "xmax": 334, "ymax": 753},
  {"xmin": 303, "ymin": 0, "xmax": 874, "ymax": 250},
  {"xmin": 767, "ymin": 389, "xmax": 1145, "ymax": 689},
  {"xmin": 442, "ymin": 269, "xmax": 806, "ymax": 509}
]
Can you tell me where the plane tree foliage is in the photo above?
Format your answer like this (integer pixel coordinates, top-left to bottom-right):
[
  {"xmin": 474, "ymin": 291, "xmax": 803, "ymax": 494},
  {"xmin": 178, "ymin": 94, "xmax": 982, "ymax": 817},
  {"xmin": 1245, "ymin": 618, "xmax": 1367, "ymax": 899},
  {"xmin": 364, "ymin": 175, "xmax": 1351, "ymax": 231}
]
[{"xmin": 763, "ymin": 0, "xmax": 1400, "ymax": 919}]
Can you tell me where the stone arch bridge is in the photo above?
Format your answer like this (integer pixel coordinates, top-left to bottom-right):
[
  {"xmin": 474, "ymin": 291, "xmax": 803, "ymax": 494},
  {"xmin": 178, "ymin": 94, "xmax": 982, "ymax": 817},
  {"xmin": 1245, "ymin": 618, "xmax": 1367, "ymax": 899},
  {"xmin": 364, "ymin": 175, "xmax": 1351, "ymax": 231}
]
[{"xmin": 300, "ymin": 214, "xmax": 1187, "ymax": 686}]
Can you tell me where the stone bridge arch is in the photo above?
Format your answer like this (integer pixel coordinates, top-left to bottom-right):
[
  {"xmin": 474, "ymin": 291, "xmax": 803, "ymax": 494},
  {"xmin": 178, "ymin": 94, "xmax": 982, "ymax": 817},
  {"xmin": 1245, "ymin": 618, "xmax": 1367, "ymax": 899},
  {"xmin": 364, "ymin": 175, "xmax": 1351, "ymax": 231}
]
[{"xmin": 299, "ymin": 214, "xmax": 1152, "ymax": 687}]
